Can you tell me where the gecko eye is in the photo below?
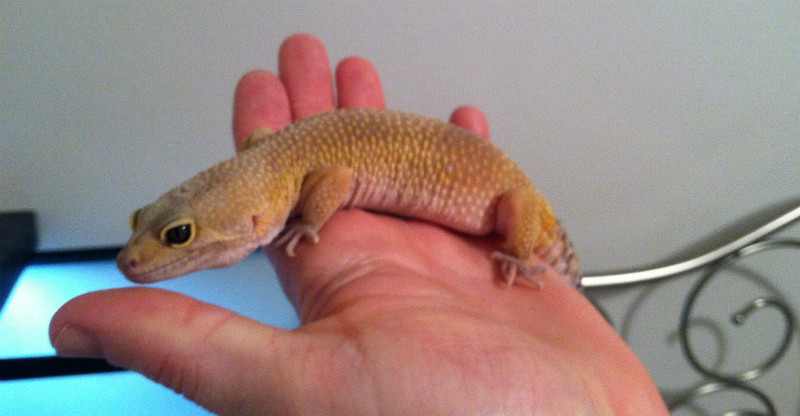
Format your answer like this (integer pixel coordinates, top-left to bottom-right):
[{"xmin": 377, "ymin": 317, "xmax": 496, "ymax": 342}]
[
  {"xmin": 129, "ymin": 209, "xmax": 142, "ymax": 231},
  {"xmin": 160, "ymin": 220, "xmax": 196, "ymax": 248}
]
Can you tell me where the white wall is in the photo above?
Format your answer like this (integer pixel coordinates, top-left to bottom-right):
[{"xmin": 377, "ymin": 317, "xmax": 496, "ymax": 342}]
[
  {"xmin": 3, "ymin": 2, "xmax": 800, "ymax": 411},
  {"xmin": 2, "ymin": 3, "xmax": 798, "ymax": 270}
]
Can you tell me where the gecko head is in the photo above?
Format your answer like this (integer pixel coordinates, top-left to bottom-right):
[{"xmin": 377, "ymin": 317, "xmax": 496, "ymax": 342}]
[{"xmin": 117, "ymin": 189, "xmax": 262, "ymax": 283}]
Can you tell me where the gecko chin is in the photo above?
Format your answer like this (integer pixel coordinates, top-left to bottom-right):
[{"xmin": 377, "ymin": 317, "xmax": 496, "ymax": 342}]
[{"xmin": 118, "ymin": 243, "xmax": 258, "ymax": 284}]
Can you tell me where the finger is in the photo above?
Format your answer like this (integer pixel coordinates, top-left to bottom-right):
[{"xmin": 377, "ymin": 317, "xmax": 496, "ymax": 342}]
[
  {"xmin": 335, "ymin": 56, "xmax": 386, "ymax": 109},
  {"xmin": 232, "ymin": 70, "xmax": 292, "ymax": 150},
  {"xmin": 449, "ymin": 105, "xmax": 490, "ymax": 140},
  {"xmin": 49, "ymin": 288, "xmax": 304, "ymax": 415},
  {"xmin": 279, "ymin": 33, "xmax": 335, "ymax": 120}
]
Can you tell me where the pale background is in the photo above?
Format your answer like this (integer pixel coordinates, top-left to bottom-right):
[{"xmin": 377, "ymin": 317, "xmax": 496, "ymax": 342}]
[{"xmin": 2, "ymin": 2, "xmax": 799, "ymax": 413}]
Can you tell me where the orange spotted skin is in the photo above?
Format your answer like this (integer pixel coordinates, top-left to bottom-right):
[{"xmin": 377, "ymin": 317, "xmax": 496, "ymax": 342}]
[{"xmin": 118, "ymin": 109, "xmax": 580, "ymax": 287}]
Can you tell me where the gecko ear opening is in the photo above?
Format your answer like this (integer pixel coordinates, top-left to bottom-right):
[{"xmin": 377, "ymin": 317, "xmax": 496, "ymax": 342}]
[
  {"xmin": 129, "ymin": 209, "xmax": 142, "ymax": 231},
  {"xmin": 160, "ymin": 219, "xmax": 196, "ymax": 248}
]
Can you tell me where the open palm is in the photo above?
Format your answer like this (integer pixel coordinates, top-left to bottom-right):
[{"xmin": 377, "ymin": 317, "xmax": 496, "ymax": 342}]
[{"xmin": 51, "ymin": 34, "xmax": 668, "ymax": 415}]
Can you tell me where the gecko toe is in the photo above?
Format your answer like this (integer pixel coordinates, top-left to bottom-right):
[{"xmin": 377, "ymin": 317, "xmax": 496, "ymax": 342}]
[
  {"xmin": 491, "ymin": 251, "xmax": 546, "ymax": 289},
  {"xmin": 274, "ymin": 224, "xmax": 321, "ymax": 256}
]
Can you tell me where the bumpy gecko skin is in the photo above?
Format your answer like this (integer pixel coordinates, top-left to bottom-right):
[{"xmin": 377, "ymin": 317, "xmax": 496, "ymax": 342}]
[{"xmin": 117, "ymin": 109, "xmax": 580, "ymax": 288}]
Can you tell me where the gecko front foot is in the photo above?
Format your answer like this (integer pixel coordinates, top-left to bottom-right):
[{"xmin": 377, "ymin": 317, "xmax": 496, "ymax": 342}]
[
  {"xmin": 273, "ymin": 224, "xmax": 320, "ymax": 256},
  {"xmin": 490, "ymin": 251, "xmax": 546, "ymax": 289}
]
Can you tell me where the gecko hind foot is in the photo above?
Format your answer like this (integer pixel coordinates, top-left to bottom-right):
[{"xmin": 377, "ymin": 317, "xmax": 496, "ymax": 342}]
[
  {"xmin": 273, "ymin": 224, "xmax": 320, "ymax": 256},
  {"xmin": 490, "ymin": 251, "xmax": 546, "ymax": 289}
]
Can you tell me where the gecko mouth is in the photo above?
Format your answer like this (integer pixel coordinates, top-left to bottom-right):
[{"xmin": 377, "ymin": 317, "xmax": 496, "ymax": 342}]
[
  {"xmin": 117, "ymin": 250, "xmax": 200, "ymax": 283},
  {"xmin": 117, "ymin": 241, "xmax": 259, "ymax": 283}
]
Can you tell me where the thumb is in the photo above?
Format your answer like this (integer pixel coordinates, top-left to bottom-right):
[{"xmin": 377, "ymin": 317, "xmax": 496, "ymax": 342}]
[{"xmin": 49, "ymin": 287, "xmax": 306, "ymax": 415}]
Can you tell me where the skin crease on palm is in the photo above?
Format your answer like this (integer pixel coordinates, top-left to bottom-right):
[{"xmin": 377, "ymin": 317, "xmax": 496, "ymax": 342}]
[{"xmin": 49, "ymin": 34, "xmax": 670, "ymax": 415}]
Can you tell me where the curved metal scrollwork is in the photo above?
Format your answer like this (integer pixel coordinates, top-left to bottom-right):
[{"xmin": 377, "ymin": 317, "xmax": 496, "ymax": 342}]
[
  {"xmin": 581, "ymin": 205, "xmax": 800, "ymax": 414},
  {"xmin": 681, "ymin": 241, "xmax": 798, "ymax": 384},
  {"xmin": 668, "ymin": 381, "xmax": 776, "ymax": 415}
]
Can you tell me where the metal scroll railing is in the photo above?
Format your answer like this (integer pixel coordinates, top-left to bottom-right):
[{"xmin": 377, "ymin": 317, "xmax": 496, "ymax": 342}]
[{"xmin": 581, "ymin": 204, "xmax": 800, "ymax": 414}]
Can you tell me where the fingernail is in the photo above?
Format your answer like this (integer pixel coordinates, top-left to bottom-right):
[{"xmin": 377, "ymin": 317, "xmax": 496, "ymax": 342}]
[{"xmin": 52, "ymin": 325, "xmax": 104, "ymax": 357}]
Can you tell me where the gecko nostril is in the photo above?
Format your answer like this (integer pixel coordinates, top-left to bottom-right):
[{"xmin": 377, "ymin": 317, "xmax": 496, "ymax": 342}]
[{"xmin": 128, "ymin": 259, "xmax": 138, "ymax": 269}]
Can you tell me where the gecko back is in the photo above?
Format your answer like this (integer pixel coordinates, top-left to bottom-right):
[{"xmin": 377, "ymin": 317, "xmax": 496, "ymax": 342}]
[{"xmin": 247, "ymin": 109, "xmax": 582, "ymax": 288}]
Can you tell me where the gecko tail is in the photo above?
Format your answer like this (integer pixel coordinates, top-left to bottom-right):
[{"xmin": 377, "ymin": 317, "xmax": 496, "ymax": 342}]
[{"xmin": 537, "ymin": 222, "xmax": 582, "ymax": 289}]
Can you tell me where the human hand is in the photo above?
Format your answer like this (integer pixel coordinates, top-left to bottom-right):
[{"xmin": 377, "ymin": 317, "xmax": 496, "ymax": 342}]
[{"xmin": 50, "ymin": 34, "xmax": 669, "ymax": 415}]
